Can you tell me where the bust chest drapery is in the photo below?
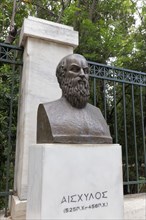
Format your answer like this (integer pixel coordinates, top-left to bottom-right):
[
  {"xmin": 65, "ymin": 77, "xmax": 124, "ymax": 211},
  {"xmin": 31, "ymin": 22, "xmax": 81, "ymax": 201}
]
[{"xmin": 37, "ymin": 97, "xmax": 112, "ymax": 144}]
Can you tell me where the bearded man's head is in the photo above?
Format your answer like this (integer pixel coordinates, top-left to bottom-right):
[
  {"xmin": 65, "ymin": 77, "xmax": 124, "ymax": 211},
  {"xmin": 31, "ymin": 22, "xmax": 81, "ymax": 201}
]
[{"xmin": 56, "ymin": 54, "xmax": 90, "ymax": 109}]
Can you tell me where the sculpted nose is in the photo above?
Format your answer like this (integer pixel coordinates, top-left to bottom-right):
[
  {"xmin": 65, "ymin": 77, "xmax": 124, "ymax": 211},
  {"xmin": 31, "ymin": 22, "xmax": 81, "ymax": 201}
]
[{"xmin": 79, "ymin": 68, "xmax": 85, "ymax": 78}]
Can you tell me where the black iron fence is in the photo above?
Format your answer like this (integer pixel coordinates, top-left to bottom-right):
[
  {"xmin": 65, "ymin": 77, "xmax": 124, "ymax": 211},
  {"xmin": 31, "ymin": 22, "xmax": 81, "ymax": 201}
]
[
  {"xmin": 88, "ymin": 61, "xmax": 146, "ymax": 194},
  {"xmin": 0, "ymin": 43, "xmax": 146, "ymax": 215},
  {"xmin": 0, "ymin": 42, "xmax": 23, "ymax": 216}
]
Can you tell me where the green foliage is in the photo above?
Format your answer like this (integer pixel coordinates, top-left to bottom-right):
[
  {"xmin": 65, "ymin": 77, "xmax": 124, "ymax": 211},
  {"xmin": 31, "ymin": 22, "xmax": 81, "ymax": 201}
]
[
  {"xmin": 60, "ymin": 0, "xmax": 137, "ymax": 64},
  {"xmin": 0, "ymin": 0, "xmax": 144, "ymax": 71}
]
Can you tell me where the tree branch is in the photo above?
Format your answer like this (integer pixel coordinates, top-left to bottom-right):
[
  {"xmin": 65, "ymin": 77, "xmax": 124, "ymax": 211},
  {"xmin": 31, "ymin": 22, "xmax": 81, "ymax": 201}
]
[
  {"xmin": 56, "ymin": 0, "xmax": 71, "ymax": 23},
  {"xmin": 89, "ymin": 0, "xmax": 97, "ymax": 21},
  {"xmin": 130, "ymin": 0, "xmax": 144, "ymax": 25},
  {"xmin": 4, "ymin": 0, "xmax": 18, "ymax": 44}
]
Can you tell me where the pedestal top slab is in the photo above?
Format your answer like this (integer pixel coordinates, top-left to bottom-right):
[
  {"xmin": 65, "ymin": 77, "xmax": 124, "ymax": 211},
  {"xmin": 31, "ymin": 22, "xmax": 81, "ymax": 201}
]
[{"xmin": 19, "ymin": 16, "xmax": 78, "ymax": 48}]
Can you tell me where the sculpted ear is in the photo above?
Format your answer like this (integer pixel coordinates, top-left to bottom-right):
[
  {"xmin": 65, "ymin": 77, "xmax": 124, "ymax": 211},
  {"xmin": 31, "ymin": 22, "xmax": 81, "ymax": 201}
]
[
  {"xmin": 60, "ymin": 64, "xmax": 65, "ymax": 76},
  {"xmin": 56, "ymin": 59, "xmax": 67, "ymax": 87}
]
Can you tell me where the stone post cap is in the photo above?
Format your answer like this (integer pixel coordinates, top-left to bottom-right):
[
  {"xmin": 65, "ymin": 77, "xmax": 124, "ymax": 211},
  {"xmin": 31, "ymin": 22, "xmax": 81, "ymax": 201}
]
[{"xmin": 19, "ymin": 16, "xmax": 79, "ymax": 48}]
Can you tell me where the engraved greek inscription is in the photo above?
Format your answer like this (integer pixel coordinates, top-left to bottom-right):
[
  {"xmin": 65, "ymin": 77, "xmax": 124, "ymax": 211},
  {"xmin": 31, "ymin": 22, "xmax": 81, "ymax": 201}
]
[
  {"xmin": 78, "ymin": 194, "xmax": 83, "ymax": 202},
  {"xmin": 61, "ymin": 191, "xmax": 108, "ymax": 205},
  {"xmin": 102, "ymin": 191, "xmax": 108, "ymax": 198},
  {"xmin": 89, "ymin": 193, "xmax": 94, "ymax": 200},
  {"xmin": 84, "ymin": 193, "xmax": 89, "ymax": 201},
  {"xmin": 71, "ymin": 195, "xmax": 77, "ymax": 203},
  {"xmin": 95, "ymin": 192, "xmax": 101, "ymax": 199},
  {"xmin": 61, "ymin": 196, "xmax": 67, "ymax": 204}
]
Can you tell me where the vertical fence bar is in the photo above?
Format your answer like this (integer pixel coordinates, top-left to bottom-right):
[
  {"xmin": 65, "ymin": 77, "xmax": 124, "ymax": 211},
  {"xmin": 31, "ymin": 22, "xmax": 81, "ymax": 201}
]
[
  {"xmin": 123, "ymin": 83, "xmax": 130, "ymax": 193},
  {"xmin": 103, "ymin": 80, "xmax": 107, "ymax": 120},
  {"xmin": 113, "ymin": 81, "xmax": 118, "ymax": 143},
  {"xmin": 93, "ymin": 76, "xmax": 97, "ymax": 106},
  {"xmin": 4, "ymin": 63, "xmax": 16, "ymax": 217},
  {"xmin": 140, "ymin": 86, "xmax": 146, "ymax": 179},
  {"xmin": 131, "ymin": 84, "xmax": 139, "ymax": 192},
  {"xmin": 103, "ymin": 67, "xmax": 107, "ymax": 120}
]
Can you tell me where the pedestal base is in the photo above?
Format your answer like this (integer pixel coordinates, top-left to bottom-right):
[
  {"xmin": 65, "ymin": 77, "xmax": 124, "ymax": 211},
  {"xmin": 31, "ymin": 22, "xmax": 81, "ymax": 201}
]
[
  {"xmin": 26, "ymin": 144, "xmax": 124, "ymax": 219},
  {"xmin": 9, "ymin": 195, "xmax": 26, "ymax": 220}
]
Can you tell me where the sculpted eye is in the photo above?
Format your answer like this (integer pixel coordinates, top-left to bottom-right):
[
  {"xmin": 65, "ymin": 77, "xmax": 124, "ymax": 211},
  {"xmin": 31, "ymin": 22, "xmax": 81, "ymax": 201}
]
[
  {"xmin": 84, "ymin": 67, "xmax": 89, "ymax": 74},
  {"xmin": 70, "ymin": 65, "xmax": 80, "ymax": 72}
]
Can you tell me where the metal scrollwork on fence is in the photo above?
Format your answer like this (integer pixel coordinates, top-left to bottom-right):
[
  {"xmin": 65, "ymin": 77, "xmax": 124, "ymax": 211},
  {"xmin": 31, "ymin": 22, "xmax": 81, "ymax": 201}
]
[
  {"xmin": 88, "ymin": 61, "xmax": 146, "ymax": 87},
  {"xmin": 0, "ymin": 42, "xmax": 23, "ymax": 65}
]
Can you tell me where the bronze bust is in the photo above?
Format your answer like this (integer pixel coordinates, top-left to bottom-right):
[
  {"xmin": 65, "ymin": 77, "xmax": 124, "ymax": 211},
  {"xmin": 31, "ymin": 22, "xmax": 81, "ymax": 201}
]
[{"xmin": 37, "ymin": 54, "xmax": 112, "ymax": 144}]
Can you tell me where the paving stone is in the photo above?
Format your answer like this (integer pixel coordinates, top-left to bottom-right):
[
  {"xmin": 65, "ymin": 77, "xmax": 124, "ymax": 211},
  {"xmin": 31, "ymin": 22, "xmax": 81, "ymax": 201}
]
[{"xmin": 124, "ymin": 193, "xmax": 146, "ymax": 220}]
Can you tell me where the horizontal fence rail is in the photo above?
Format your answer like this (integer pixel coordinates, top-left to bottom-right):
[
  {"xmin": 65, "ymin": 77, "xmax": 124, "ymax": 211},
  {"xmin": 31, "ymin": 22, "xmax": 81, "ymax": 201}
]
[{"xmin": 88, "ymin": 61, "xmax": 146, "ymax": 194}]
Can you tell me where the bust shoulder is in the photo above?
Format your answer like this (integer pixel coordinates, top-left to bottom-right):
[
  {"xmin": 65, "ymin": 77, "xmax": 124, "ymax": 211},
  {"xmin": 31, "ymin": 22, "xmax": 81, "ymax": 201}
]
[{"xmin": 37, "ymin": 98, "xmax": 112, "ymax": 144}]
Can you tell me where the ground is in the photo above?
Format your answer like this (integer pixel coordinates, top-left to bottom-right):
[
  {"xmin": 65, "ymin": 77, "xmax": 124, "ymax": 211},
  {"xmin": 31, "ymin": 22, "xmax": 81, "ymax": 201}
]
[{"xmin": 0, "ymin": 193, "xmax": 146, "ymax": 219}]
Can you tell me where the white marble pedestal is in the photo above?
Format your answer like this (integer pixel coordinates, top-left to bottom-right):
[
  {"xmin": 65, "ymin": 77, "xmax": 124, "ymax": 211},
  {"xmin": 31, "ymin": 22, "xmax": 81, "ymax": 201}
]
[{"xmin": 26, "ymin": 144, "xmax": 124, "ymax": 220}]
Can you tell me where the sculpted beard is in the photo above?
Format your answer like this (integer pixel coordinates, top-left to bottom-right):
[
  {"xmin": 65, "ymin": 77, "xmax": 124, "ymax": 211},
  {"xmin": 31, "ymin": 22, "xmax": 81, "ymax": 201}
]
[{"xmin": 61, "ymin": 77, "xmax": 90, "ymax": 108}]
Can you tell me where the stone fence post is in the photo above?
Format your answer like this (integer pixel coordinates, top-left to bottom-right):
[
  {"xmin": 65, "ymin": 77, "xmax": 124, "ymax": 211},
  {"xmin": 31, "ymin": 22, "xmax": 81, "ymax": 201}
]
[{"xmin": 10, "ymin": 16, "xmax": 78, "ymax": 219}]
